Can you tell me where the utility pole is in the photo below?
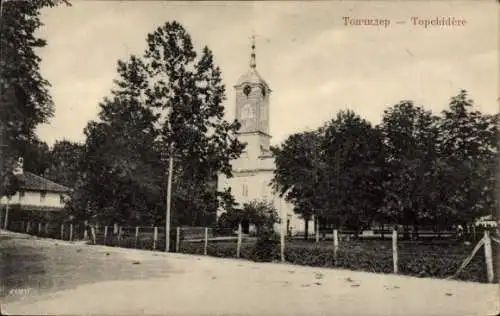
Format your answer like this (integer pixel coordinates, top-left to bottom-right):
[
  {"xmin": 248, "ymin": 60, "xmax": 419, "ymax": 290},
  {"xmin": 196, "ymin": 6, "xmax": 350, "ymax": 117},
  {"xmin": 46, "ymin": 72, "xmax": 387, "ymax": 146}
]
[
  {"xmin": 160, "ymin": 96, "xmax": 175, "ymax": 253},
  {"xmin": 165, "ymin": 143, "xmax": 173, "ymax": 252},
  {"xmin": 0, "ymin": 0, "xmax": 7, "ymax": 203}
]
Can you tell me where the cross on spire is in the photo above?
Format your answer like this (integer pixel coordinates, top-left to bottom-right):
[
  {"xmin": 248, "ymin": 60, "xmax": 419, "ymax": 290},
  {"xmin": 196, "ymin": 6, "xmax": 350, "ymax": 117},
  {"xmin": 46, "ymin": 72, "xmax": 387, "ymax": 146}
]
[{"xmin": 250, "ymin": 33, "xmax": 256, "ymax": 69}]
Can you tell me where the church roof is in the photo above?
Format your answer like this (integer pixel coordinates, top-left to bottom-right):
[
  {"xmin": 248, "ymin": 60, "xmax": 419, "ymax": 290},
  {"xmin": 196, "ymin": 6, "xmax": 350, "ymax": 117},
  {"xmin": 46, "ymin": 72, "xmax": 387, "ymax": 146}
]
[
  {"xmin": 235, "ymin": 35, "xmax": 270, "ymax": 89},
  {"xmin": 235, "ymin": 68, "xmax": 270, "ymax": 88}
]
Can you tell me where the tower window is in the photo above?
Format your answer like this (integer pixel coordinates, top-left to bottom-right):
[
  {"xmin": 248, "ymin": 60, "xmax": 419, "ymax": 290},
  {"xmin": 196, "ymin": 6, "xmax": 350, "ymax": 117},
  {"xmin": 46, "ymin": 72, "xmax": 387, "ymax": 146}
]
[
  {"xmin": 260, "ymin": 85, "xmax": 266, "ymax": 96},
  {"xmin": 243, "ymin": 85, "xmax": 251, "ymax": 96}
]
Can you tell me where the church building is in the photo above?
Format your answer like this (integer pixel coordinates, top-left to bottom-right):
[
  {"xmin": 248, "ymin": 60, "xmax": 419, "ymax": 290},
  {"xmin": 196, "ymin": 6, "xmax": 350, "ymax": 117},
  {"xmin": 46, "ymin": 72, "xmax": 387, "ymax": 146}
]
[{"xmin": 217, "ymin": 38, "xmax": 315, "ymax": 236}]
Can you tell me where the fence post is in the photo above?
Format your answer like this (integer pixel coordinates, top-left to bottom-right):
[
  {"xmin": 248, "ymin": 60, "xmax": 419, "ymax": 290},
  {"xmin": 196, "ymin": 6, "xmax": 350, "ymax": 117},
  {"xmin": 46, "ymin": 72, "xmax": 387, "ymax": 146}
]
[
  {"xmin": 135, "ymin": 226, "xmax": 139, "ymax": 248},
  {"xmin": 204, "ymin": 227, "xmax": 208, "ymax": 256},
  {"xmin": 44, "ymin": 222, "xmax": 49, "ymax": 235},
  {"xmin": 153, "ymin": 226, "xmax": 158, "ymax": 250},
  {"xmin": 392, "ymin": 227, "xmax": 398, "ymax": 274},
  {"xmin": 483, "ymin": 230, "xmax": 494, "ymax": 283},
  {"xmin": 84, "ymin": 220, "xmax": 89, "ymax": 240},
  {"xmin": 3, "ymin": 204, "xmax": 8, "ymax": 230},
  {"xmin": 69, "ymin": 222, "xmax": 73, "ymax": 241},
  {"xmin": 237, "ymin": 223, "xmax": 242, "ymax": 258},
  {"xmin": 280, "ymin": 221, "xmax": 285, "ymax": 263},
  {"xmin": 176, "ymin": 227, "xmax": 180, "ymax": 253},
  {"xmin": 60, "ymin": 224, "xmax": 64, "ymax": 240},
  {"xmin": 104, "ymin": 226, "xmax": 108, "ymax": 244},
  {"xmin": 26, "ymin": 221, "xmax": 31, "ymax": 233},
  {"xmin": 333, "ymin": 229, "xmax": 339, "ymax": 263},
  {"xmin": 118, "ymin": 226, "xmax": 123, "ymax": 245},
  {"xmin": 113, "ymin": 223, "xmax": 118, "ymax": 234},
  {"xmin": 38, "ymin": 222, "xmax": 42, "ymax": 235},
  {"xmin": 315, "ymin": 218, "xmax": 320, "ymax": 243},
  {"xmin": 91, "ymin": 226, "xmax": 96, "ymax": 245}
]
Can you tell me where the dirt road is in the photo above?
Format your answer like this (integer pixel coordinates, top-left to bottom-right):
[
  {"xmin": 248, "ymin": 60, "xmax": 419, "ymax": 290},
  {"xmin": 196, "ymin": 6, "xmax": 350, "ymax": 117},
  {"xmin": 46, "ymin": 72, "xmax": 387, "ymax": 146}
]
[{"xmin": 1, "ymin": 230, "xmax": 498, "ymax": 315}]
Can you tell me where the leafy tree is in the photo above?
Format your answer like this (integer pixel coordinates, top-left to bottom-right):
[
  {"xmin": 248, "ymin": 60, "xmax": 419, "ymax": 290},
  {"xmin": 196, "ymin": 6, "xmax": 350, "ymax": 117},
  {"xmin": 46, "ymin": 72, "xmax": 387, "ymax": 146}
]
[
  {"xmin": 75, "ymin": 21, "xmax": 243, "ymax": 226},
  {"xmin": 378, "ymin": 92, "xmax": 497, "ymax": 237},
  {"xmin": 78, "ymin": 55, "xmax": 162, "ymax": 225},
  {"xmin": 437, "ymin": 90, "xmax": 498, "ymax": 226},
  {"xmin": 380, "ymin": 101, "xmax": 441, "ymax": 236},
  {"xmin": 272, "ymin": 110, "xmax": 385, "ymax": 238},
  {"xmin": 319, "ymin": 110, "xmax": 386, "ymax": 235},
  {"xmin": 44, "ymin": 140, "xmax": 84, "ymax": 188},
  {"xmin": 327, "ymin": 113, "xmax": 382, "ymax": 228},
  {"xmin": 141, "ymin": 21, "xmax": 244, "ymax": 225},
  {"xmin": 0, "ymin": 0, "xmax": 70, "ymax": 196},
  {"xmin": 271, "ymin": 130, "xmax": 322, "ymax": 239},
  {"xmin": 20, "ymin": 139, "xmax": 51, "ymax": 176}
]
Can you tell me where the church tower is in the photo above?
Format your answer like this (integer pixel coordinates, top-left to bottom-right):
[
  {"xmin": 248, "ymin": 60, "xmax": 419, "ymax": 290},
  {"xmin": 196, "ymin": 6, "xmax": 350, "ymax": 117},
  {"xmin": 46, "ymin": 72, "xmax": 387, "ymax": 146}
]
[
  {"xmin": 217, "ymin": 35, "xmax": 313, "ymax": 236},
  {"xmin": 234, "ymin": 36, "xmax": 272, "ymax": 162}
]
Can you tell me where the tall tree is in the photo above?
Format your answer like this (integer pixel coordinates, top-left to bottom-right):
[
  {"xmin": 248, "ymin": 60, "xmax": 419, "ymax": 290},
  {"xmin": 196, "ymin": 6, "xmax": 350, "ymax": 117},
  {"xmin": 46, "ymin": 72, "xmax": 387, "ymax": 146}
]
[
  {"xmin": 380, "ymin": 101, "xmax": 441, "ymax": 234},
  {"xmin": 44, "ymin": 140, "xmax": 84, "ymax": 188},
  {"xmin": 437, "ymin": 90, "xmax": 498, "ymax": 226},
  {"xmin": 272, "ymin": 110, "xmax": 385, "ymax": 238},
  {"xmin": 78, "ymin": 55, "xmax": 162, "ymax": 225},
  {"xmin": 76, "ymin": 21, "xmax": 244, "ymax": 226},
  {"xmin": 142, "ymin": 21, "xmax": 244, "ymax": 226},
  {"xmin": 319, "ymin": 110, "xmax": 385, "ymax": 235},
  {"xmin": 271, "ymin": 130, "xmax": 322, "ymax": 239},
  {"xmin": 22, "ymin": 139, "xmax": 51, "ymax": 176},
  {"xmin": 0, "ymin": 0, "xmax": 70, "ymax": 196}
]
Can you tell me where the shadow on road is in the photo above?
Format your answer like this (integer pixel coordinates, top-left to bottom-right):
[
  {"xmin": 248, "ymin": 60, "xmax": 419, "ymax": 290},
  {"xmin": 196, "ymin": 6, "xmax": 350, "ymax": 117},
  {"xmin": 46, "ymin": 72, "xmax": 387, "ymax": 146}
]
[{"xmin": 0, "ymin": 233, "xmax": 174, "ymax": 304}]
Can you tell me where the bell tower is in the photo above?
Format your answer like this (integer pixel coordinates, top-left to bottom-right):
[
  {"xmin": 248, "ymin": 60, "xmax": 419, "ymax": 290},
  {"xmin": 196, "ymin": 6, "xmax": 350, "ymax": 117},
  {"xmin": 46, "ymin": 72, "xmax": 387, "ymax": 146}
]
[{"xmin": 234, "ymin": 35, "xmax": 272, "ymax": 159}]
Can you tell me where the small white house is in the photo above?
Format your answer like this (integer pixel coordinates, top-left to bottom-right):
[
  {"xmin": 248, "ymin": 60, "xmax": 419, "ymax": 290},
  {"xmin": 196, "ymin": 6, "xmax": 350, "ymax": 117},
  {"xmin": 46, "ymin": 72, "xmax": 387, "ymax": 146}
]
[{"xmin": 0, "ymin": 158, "xmax": 71, "ymax": 229}]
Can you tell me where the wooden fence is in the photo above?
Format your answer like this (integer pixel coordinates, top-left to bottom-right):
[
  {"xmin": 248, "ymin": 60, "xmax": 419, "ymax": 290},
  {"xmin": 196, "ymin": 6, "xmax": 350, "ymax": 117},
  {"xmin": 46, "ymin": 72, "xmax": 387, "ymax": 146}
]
[{"xmin": 2, "ymin": 219, "xmax": 497, "ymax": 283}]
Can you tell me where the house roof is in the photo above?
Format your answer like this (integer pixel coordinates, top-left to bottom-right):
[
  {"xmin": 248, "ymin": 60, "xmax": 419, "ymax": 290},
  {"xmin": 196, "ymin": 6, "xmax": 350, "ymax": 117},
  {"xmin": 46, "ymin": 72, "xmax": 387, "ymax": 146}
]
[{"xmin": 16, "ymin": 172, "xmax": 71, "ymax": 193}]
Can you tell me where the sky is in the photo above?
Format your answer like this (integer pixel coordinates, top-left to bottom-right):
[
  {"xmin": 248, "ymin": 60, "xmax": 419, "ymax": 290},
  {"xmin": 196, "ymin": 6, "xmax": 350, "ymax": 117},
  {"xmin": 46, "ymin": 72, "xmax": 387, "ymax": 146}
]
[{"xmin": 35, "ymin": 0, "xmax": 499, "ymax": 147}]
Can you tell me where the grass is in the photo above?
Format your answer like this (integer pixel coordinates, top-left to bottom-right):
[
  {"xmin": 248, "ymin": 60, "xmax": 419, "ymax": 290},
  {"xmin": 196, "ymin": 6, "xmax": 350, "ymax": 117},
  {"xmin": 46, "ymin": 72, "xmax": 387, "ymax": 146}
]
[
  {"xmin": 177, "ymin": 237, "xmax": 499, "ymax": 283},
  {"xmin": 5, "ymin": 223, "xmax": 499, "ymax": 284}
]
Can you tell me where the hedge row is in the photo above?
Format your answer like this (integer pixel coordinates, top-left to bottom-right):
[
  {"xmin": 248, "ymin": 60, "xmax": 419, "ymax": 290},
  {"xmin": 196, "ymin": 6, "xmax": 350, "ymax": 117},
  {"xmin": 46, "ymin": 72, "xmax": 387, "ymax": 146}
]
[
  {"xmin": 84, "ymin": 232, "xmax": 499, "ymax": 283},
  {"xmin": 179, "ymin": 239, "xmax": 499, "ymax": 283}
]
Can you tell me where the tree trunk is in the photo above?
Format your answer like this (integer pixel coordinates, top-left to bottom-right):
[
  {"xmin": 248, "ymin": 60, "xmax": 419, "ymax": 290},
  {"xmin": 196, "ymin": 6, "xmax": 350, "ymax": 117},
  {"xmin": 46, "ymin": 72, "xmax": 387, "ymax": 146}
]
[{"xmin": 304, "ymin": 219, "xmax": 309, "ymax": 240}]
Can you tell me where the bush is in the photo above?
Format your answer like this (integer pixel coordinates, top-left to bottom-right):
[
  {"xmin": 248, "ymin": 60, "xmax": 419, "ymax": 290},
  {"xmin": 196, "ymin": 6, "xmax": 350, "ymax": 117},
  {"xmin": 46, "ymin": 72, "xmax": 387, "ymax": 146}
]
[{"xmin": 251, "ymin": 231, "xmax": 280, "ymax": 262}]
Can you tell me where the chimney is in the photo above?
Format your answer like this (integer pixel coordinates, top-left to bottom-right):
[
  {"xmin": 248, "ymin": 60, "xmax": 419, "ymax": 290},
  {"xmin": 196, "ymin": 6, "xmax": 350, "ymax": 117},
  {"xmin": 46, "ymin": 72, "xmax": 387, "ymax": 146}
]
[{"xmin": 13, "ymin": 157, "xmax": 24, "ymax": 175}]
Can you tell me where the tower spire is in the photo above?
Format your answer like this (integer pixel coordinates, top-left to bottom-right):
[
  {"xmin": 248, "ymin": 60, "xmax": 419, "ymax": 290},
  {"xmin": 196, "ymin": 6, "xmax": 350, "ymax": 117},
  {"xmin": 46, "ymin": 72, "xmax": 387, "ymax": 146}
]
[{"xmin": 250, "ymin": 33, "xmax": 256, "ymax": 69}]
